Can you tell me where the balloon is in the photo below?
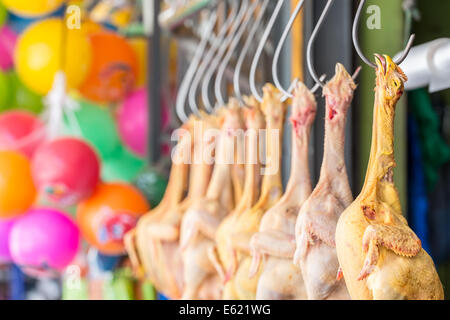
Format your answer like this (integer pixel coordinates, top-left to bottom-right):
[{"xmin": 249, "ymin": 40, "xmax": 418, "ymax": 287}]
[
  {"xmin": 0, "ymin": 216, "xmax": 18, "ymax": 262},
  {"xmin": 15, "ymin": 18, "xmax": 92, "ymax": 95},
  {"xmin": 133, "ymin": 167, "xmax": 168, "ymax": 208},
  {"xmin": 31, "ymin": 137, "xmax": 100, "ymax": 206},
  {"xmin": 117, "ymin": 88, "xmax": 147, "ymax": 157},
  {"xmin": 9, "ymin": 208, "xmax": 80, "ymax": 273},
  {"xmin": 2, "ymin": 0, "xmax": 64, "ymax": 17},
  {"xmin": 78, "ymin": 32, "xmax": 137, "ymax": 103},
  {"xmin": 8, "ymin": 71, "xmax": 44, "ymax": 113},
  {"xmin": 101, "ymin": 146, "xmax": 145, "ymax": 183},
  {"xmin": 77, "ymin": 183, "xmax": 149, "ymax": 255},
  {"xmin": 118, "ymin": 88, "xmax": 171, "ymax": 157},
  {"xmin": 62, "ymin": 99, "xmax": 121, "ymax": 160},
  {"xmin": 0, "ymin": 151, "xmax": 36, "ymax": 218},
  {"xmin": 0, "ymin": 25, "xmax": 17, "ymax": 71},
  {"xmin": 0, "ymin": 70, "xmax": 11, "ymax": 110},
  {"xmin": 0, "ymin": 110, "xmax": 45, "ymax": 158},
  {"xmin": 0, "ymin": 2, "xmax": 7, "ymax": 27},
  {"xmin": 127, "ymin": 38, "xmax": 147, "ymax": 87}
]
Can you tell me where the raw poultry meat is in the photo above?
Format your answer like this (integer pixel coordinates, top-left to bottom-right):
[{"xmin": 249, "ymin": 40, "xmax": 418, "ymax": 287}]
[
  {"xmin": 179, "ymin": 100, "xmax": 245, "ymax": 299},
  {"xmin": 249, "ymin": 82, "xmax": 317, "ymax": 300},
  {"xmin": 221, "ymin": 84, "xmax": 287, "ymax": 300},
  {"xmin": 293, "ymin": 63, "xmax": 355, "ymax": 300},
  {"xmin": 335, "ymin": 54, "xmax": 444, "ymax": 300},
  {"xmin": 134, "ymin": 114, "xmax": 219, "ymax": 299},
  {"xmin": 215, "ymin": 96, "xmax": 265, "ymax": 290},
  {"xmin": 124, "ymin": 118, "xmax": 193, "ymax": 279}
]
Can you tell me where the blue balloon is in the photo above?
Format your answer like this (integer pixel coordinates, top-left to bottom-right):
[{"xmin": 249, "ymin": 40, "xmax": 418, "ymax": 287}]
[{"xmin": 7, "ymin": 6, "xmax": 65, "ymax": 33}]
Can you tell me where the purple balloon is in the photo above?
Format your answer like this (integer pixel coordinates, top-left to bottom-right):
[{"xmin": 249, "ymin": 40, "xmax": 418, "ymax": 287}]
[
  {"xmin": 0, "ymin": 217, "xmax": 18, "ymax": 263},
  {"xmin": 9, "ymin": 208, "xmax": 80, "ymax": 270},
  {"xmin": 0, "ymin": 26, "xmax": 17, "ymax": 71}
]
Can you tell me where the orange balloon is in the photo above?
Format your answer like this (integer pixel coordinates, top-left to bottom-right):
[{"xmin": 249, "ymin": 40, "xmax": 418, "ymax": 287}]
[
  {"xmin": 77, "ymin": 183, "xmax": 149, "ymax": 255},
  {"xmin": 0, "ymin": 151, "xmax": 36, "ymax": 218},
  {"xmin": 78, "ymin": 32, "xmax": 138, "ymax": 104}
]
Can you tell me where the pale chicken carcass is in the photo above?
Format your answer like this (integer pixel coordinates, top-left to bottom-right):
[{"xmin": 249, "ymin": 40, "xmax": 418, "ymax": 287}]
[
  {"xmin": 135, "ymin": 114, "xmax": 219, "ymax": 299},
  {"xmin": 223, "ymin": 84, "xmax": 287, "ymax": 300},
  {"xmin": 215, "ymin": 96, "xmax": 265, "ymax": 289},
  {"xmin": 248, "ymin": 82, "xmax": 317, "ymax": 300},
  {"xmin": 179, "ymin": 101, "xmax": 245, "ymax": 300},
  {"xmin": 335, "ymin": 54, "xmax": 444, "ymax": 300},
  {"xmin": 124, "ymin": 118, "xmax": 193, "ymax": 279},
  {"xmin": 293, "ymin": 63, "xmax": 356, "ymax": 300}
]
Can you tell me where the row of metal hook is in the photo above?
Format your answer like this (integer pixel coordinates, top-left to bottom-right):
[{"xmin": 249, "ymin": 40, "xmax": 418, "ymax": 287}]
[{"xmin": 175, "ymin": 0, "xmax": 415, "ymax": 122}]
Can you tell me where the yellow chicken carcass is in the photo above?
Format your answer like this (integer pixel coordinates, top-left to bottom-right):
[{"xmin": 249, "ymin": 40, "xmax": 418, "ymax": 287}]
[{"xmin": 335, "ymin": 54, "xmax": 444, "ymax": 300}]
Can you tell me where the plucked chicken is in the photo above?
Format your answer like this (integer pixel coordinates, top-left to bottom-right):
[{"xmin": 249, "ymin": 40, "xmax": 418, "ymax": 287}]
[
  {"xmin": 248, "ymin": 82, "xmax": 317, "ymax": 300},
  {"xmin": 221, "ymin": 84, "xmax": 287, "ymax": 300},
  {"xmin": 294, "ymin": 63, "xmax": 356, "ymax": 300},
  {"xmin": 179, "ymin": 101, "xmax": 245, "ymax": 299},
  {"xmin": 335, "ymin": 54, "xmax": 444, "ymax": 300}
]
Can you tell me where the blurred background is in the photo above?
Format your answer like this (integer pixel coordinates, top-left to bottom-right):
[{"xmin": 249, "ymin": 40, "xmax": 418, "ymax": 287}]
[{"xmin": 0, "ymin": 0, "xmax": 448, "ymax": 300}]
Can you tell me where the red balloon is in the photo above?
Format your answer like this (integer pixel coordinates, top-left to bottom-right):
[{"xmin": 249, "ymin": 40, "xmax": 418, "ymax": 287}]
[
  {"xmin": 31, "ymin": 137, "xmax": 100, "ymax": 206},
  {"xmin": 0, "ymin": 110, "xmax": 45, "ymax": 158}
]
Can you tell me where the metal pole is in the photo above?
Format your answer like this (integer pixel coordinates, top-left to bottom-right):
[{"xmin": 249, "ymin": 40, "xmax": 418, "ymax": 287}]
[{"xmin": 148, "ymin": 0, "xmax": 162, "ymax": 164}]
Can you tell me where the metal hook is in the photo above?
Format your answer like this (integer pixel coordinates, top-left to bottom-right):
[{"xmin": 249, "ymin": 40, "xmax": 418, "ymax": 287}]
[
  {"xmin": 353, "ymin": 0, "xmax": 415, "ymax": 68},
  {"xmin": 175, "ymin": 11, "xmax": 218, "ymax": 122},
  {"xmin": 249, "ymin": 0, "xmax": 286, "ymax": 102},
  {"xmin": 233, "ymin": 0, "xmax": 270, "ymax": 103},
  {"xmin": 201, "ymin": 0, "xmax": 249, "ymax": 111},
  {"xmin": 188, "ymin": 0, "xmax": 238, "ymax": 115},
  {"xmin": 272, "ymin": 0, "xmax": 306, "ymax": 98},
  {"xmin": 306, "ymin": 0, "xmax": 335, "ymax": 88},
  {"xmin": 215, "ymin": 0, "xmax": 258, "ymax": 108}
]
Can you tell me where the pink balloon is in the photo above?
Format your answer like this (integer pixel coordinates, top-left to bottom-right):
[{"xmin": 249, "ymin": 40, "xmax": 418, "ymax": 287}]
[
  {"xmin": 0, "ymin": 217, "xmax": 18, "ymax": 263},
  {"xmin": 9, "ymin": 208, "xmax": 80, "ymax": 271},
  {"xmin": 118, "ymin": 88, "xmax": 170, "ymax": 157},
  {"xmin": 0, "ymin": 110, "xmax": 45, "ymax": 158},
  {"xmin": 0, "ymin": 26, "xmax": 17, "ymax": 71},
  {"xmin": 31, "ymin": 137, "xmax": 100, "ymax": 206}
]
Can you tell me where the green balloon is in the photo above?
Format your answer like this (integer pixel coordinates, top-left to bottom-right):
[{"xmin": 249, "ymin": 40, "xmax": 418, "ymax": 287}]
[
  {"xmin": 62, "ymin": 100, "xmax": 122, "ymax": 160},
  {"xmin": 102, "ymin": 146, "xmax": 146, "ymax": 183},
  {"xmin": 0, "ymin": 71, "xmax": 12, "ymax": 110},
  {"xmin": 133, "ymin": 166, "xmax": 168, "ymax": 208},
  {"xmin": 8, "ymin": 72, "xmax": 44, "ymax": 114},
  {"xmin": 0, "ymin": 3, "xmax": 7, "ymax": 28}
]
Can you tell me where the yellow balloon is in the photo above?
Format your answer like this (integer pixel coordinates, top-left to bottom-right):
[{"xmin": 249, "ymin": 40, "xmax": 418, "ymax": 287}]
[
  {"xmin": 15, "ymin": 18, "xmax": 92, "ymax": 95},
  {"xmin": 1, "ymin": 0, "xmax": 64, "ymax": 17},
  {"xmin": 128, "ymin": 38, "xmax": 147, "ymax": 87}
]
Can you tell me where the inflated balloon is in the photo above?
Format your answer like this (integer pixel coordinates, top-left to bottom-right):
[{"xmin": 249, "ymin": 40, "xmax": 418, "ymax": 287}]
[
  {"xmin": 101, "ymin": 146, "xmax": 145, "ymax": 183},
  {"xmin": 133, "ymin": 167, "xmax": 168, "ymax": 208},
  {"xmin": 118, "ymin": 88, "xmax": 170, "ymax": 157},
  {"xmin": 77, "ymin": 183, "xmax": 149, "ymax": 255},
  {"xmin": 0, "ymin": 26, "xmax": 17, "ymax": 71},
  {"xmin": 15, "ymin": 18, "xmax": 92, "ymax": 95},
  {"xmin": 0, "ymin": 110, "xmax": 45, "ymax": 158},
  {"xmin": 2, "ymin": 0, "xmax": 64, "ymax": 17},
  {"xmin": 31, "ymin": 137, "xmax": 100, "ymax": 206},
  {"xmin": 9, "ymin": 208, "xmax": 80, "ymax": 273},
  {"xmin": 127, "ymin": 38, "xmax": 147, "ymax": 87},
  {"xmin": 0, "ymin": 151, "xmax": 36, "ymax": 218},
  {"xmin": 8, "ymin": 72, "xmax": 44, "ymax": 113},
  {"xmin": 62, "ymin": 99, "xmax": 121, "ymax": 160},
  {"xmin": 0, "ymin": 217, "xmax": 17, "ymax": 262},
  {"xmin": 0, "ymin": 2, "xmax": 7, "ymax": 27},
  {"xmin": 78, "ymin": 32, "xmax": 137, "ymax": 103}
]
